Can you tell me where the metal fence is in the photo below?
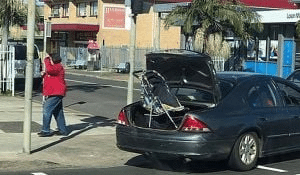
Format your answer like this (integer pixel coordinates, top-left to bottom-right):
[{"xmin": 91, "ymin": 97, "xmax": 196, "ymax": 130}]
[
  {"xmin": 60, "ymin": 46, "xmax": 227, "ymax": 72},
  {"xmin": 100, "ymin": 46, "xmax": 152, "ymax": 70},
  {"xmin": 60, "ymin": 46, "xmax": 153, "ymax": 71},
  {"xmin": 212, "ymin": 56, "xmax": 226, "ymax": 71},
  {"xmin": 60, "ymin": 47, "xmax": 89, "ymax": 68},
  {"xmin": 0, "ymin": 48, "xmax": 15, "ymax": 96}
]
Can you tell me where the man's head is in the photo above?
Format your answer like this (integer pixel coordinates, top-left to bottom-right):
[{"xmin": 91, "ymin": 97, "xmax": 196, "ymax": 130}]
[{"xmin": 51, "ymin": 53, "xmax": 62, "ymax": 64}]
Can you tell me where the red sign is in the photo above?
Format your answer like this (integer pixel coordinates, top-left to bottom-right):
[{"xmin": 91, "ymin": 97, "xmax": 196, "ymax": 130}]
[
  {"xmin": 240, "ymin": 0, "xmax": 297, "ymax": 9},
  {"xmin": 104, "ymin": 7, "xmax": 126, "ymax": 28}
]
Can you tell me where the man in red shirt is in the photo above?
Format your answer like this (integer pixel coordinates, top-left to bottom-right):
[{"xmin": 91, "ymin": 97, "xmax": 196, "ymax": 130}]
[{"xmin": 38, "ymin": 53, "xmax": 68, "ymax": 137}]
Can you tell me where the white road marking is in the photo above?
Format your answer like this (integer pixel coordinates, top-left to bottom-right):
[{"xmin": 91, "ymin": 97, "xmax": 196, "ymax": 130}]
[
  {"xmin": 32, "ymin": 173, "xmax": 48, "ymax": 175},
  {"xmin": 66, "ymin": 79, "xmax": 97, "ymax": 85},
  {"xmin": 257, "ymin": 165, "xmax": 288, "ymax": 173},
  {"xmin": 66, "ymin": 79, "xmax": 140, "ymax": 91}
]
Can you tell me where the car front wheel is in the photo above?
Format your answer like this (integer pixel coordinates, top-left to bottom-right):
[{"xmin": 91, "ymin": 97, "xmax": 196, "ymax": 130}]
[{"xmin": 228, "ymin": 132, "xmax": 259, "ymax": 171}]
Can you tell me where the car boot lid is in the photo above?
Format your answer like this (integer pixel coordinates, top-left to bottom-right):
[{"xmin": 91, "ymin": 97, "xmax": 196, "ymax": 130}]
[{"xmin": 146, "ymin": 50, "xmax": 217, "ymax": 89}]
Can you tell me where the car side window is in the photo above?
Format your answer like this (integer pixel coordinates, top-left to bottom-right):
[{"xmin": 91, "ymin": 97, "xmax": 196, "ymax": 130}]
[
  {"xmin": 290, "ymin": 72, "xmax": 300, "ymax": 86},
  {"xmin": 276, "ymin": 82, "xmax": 300, "ymax": 106},
  {"xmin": 247, "ymin": 83, "xmax": 276, "ymax": 108},
  {"xmin": 289, "ymin": 72, "xmax": 300, "ymax": 81}
]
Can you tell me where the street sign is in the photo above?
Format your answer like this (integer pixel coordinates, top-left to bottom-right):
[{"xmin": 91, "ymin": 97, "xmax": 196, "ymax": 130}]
[{"xmin": 45, "ymin": 22, "xmax": 51, "ymax": 38}]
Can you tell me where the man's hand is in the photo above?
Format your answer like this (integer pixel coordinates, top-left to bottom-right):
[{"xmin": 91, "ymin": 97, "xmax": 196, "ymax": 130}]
[{"xmin": 50, "ymin": 58, "xmax": 54, "ymax": 65}]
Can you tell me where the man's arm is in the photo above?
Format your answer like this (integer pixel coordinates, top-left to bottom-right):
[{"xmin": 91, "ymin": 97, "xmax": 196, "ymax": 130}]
[{"xmin": 44, "ymin": 57, "xmax": 60, "ymax": 76}]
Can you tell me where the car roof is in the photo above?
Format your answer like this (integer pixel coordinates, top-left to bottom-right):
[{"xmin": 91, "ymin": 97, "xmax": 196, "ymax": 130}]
[
  {"xmin": 217, "ymin": 71, "xmax": 272, "ymax": 84},
  {"xmin": 146, "ymin": 49, "xmax": 211, "ymax": 60}
]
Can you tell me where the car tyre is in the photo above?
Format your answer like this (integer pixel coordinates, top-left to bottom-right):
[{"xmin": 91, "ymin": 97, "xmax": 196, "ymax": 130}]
[{"xmin": 228, "ymin": 132, "xmax": 259, "ymax": 171}]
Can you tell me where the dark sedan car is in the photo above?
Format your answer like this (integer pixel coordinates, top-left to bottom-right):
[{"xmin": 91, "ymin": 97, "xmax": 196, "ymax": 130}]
[
  {"xmin": 287, "ymin": 69, "xmax": 300, "ymax": 87},
  {"xmin": 116, "ymin": 50, "xmax": 300, "ymax": 171}
]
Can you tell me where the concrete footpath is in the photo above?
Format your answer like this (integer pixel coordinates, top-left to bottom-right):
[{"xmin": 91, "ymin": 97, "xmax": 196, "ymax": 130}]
[{"xmin": 0, "ymin": 70, "xmax": 139, "ymax": 172}]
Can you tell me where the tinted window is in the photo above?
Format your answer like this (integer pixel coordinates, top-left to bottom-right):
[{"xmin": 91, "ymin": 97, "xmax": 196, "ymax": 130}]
[
  {"xmin": 247, "ymin": 82, "xmax": 276, "ymax": 108},
  {"xmin": 218, "ymin": 80, "xmax": 234, "ymax": 98},
  {"xmin": 288, "ymin": 71, "xmax": 300, "ymax": 86},
  {"xmin": 170, "ymin": 88, "xmax": 213, "ymax": 103},
  {"xmin": 276, "ymin": 82, "xmax": 300, "ymax": 106},
  {"xmin": 15, "ymin": 45, "xmax": 39, "ymax": 60}
]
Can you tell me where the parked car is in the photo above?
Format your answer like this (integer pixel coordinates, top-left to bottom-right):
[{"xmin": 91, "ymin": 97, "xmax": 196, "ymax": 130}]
[
  {"xmin": 287, "ymin": 69, "xmax": 300, "ymax": 87},
  {"xmin": 13, "ymin": 44, "xmax": 42, "ymax": 89},
  {"xmin": 116, "ymin": 50, "xmax": 300, "ymax": 171}
]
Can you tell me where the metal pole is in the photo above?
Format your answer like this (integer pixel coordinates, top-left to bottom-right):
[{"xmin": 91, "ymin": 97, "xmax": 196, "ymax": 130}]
[
  {"xmin": 43, "ymin": 19, "xmax": 47, "ymax": 58},
  {"xmin": 154, "ymin": 12, "xmax": 160, "ymax": 51},
  {"xmin": 23, "ymin": 0, "xmax": 35, "ymax": 154},
  {"xmin": 127, "ymin": 14, "xmax": 136, "ymax": 105},
  {"xmin": 278, "ymin": 34, "xmax": 284, "ymax": 78}
]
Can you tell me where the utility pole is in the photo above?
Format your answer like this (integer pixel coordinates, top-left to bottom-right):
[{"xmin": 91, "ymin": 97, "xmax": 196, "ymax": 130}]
[
  {"xmin": 23, "ymin": 0, "xmax": 35, "ymax": 154},
  {"xmin": 126, "ymin": 0, "xmax": 140, "ymax": 105},
  {"xmin": 127, "ymin": 14, "xmax": 136, "ymax": 105}
]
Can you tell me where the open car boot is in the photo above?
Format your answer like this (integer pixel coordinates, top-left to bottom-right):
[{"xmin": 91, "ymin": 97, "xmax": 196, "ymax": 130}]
[{"xmin": 134, "ymin": 70, "xmax": 184, "ymax": 128}]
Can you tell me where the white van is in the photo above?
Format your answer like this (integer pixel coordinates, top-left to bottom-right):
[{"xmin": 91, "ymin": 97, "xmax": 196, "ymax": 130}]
[{"xmin": 12, "ymin": 44, "xmax": 42, "ymax": 89}]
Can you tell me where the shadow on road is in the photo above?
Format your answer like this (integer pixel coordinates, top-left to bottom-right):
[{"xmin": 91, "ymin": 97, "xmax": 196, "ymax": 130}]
[
  {"xmin": 125, "ymin": 155, "xmax": 229, "ymax": 173},
  {"xmin": 67, "ymin": 84, "xmax": 110, "ymax": 93},
  {"xmin": 30, "ymin": 115, "xmax": 115, "ymax": 154},
  {"xmin": 126, "ymin": 151, "xmax": 300, "ymax": 173},
  {"xmin": 258, "ymin": 151, "xmax": 300, "ymax": 165}
]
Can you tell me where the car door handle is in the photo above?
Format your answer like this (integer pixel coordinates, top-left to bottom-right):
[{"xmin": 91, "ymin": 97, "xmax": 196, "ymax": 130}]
[
  {"xmin": 293, "ymin": 115, "xmax": 300, "ymax": 119},
  {"xmin": 259, "ymin": 117, "xmax": 268, "ymax": 121}
]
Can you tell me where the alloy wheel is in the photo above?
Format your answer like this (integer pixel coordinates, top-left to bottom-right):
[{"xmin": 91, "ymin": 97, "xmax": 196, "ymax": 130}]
[{"xmin": 239, "ymin": 134, "xmax": 257, "ymax": 165}]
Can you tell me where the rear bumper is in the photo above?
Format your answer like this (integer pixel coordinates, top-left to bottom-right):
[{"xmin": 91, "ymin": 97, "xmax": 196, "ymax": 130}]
[{"xmin": 116, "ymin": 124, "xmax": 234, "ymax": 161}]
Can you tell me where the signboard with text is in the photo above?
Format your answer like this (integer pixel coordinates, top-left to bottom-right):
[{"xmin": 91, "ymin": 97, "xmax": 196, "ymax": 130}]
[
  {"xmin": 258, "ymin": 9, "xmax": 300, "ymax": 23},
  {"xmin": 104, "ymin": 6, "xmax": 126, "ymax": 28}
]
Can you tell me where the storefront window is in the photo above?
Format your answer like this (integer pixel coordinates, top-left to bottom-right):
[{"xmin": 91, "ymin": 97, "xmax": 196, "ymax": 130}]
[
  {"xmin": 77, "ymin": 3, "xmax": 87, "ymax": 17},
  {"xmin": 75, "ymin": 32, "xmax": 97, "ymax": 41},
  {"xmin": 90, "ymin": 2, "xmax": 98, "ymax": 16}
]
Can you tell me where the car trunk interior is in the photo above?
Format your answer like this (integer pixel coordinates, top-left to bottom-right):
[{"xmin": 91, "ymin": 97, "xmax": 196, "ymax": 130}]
[{"xmin": 127, "ymin": 101, "xmax": 210, "ymax": 130}]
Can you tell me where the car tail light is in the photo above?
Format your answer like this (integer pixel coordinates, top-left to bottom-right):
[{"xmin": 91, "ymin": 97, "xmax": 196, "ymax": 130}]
[
  {"xmin": 179, "ymin": 115, "xmax": 211, "ymax": 132},
  {"xmin": 117, "ymin": 110, "xmax": 129, "ymax": 126}
]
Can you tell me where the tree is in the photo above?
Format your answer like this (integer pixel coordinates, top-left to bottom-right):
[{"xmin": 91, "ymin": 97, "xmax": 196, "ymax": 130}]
[
  {"xmin": 164, "ymin": 0, "xmax": 263, "ymax": 55},
  {"xmin": 0, "ymin": 0, "xmax": 27, "ymax": 51}
]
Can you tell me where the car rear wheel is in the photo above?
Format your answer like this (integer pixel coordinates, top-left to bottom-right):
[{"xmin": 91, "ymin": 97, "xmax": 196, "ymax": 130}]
[{"xmin": 228, "ymin": 132, "xmax": 259, "ymax": 171}]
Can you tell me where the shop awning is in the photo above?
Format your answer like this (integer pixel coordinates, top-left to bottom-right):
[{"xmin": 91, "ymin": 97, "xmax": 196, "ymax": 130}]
[
  {"xmin": 240, "ymin": 0, "xmax": 297, "ymax": 9},
  {"xmin": 51, "ymin": 24, "xmax": 100, "ymax": 32}
]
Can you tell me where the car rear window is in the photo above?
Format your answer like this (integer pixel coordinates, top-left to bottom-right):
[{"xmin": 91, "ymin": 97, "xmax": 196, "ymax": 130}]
[
  {"xmin": 169, "ymin": 80, "xmax": 234, "ymax": 104},
  {"xmin": 170, "ymin": 87, "xmax": 213, "ymax": 103}
]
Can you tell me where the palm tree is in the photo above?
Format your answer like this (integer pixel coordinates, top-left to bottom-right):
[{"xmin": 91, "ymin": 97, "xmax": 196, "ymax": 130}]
[
  {"xmin": 164, "ymin": 0, "xmax": 263, "ymax": 54},
  {"xmin": 0, "ymin": 0, "xmax": 27, "ymax": 51}
]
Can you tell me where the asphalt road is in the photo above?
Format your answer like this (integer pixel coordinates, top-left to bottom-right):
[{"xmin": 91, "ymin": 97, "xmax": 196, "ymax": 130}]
[
  {"xmin": 4, "ymin": 153, "xmax": 300, "ymax": 175},
  {"xmin": 17, "ymin": 72, "xmax": 141, "ymax": 120}
]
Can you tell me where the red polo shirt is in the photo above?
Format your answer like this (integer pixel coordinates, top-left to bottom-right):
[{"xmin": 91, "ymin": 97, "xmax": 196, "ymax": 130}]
[{"xmin": 42, "ymin": 56, "xmax": 67, "ymax": 97}]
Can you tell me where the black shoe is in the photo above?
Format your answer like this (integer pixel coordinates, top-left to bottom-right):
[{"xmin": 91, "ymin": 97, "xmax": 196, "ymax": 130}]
[
  {"xmin": 37, "ymin": 131, "xmax": 54, "ymax": 137},
  {"xmin": 53, "ymin": 130, "xmax": 69, "ymax": 136}
]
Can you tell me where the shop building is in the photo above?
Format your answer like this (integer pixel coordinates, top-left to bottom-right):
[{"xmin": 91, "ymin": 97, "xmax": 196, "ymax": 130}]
[
  {"xmin": 42, "ymin": 0, "xmax": 187, "ymax": 54},
  {"xmin": 12, "ymin": 0, "xmax": 300, "ymax": 71}
]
